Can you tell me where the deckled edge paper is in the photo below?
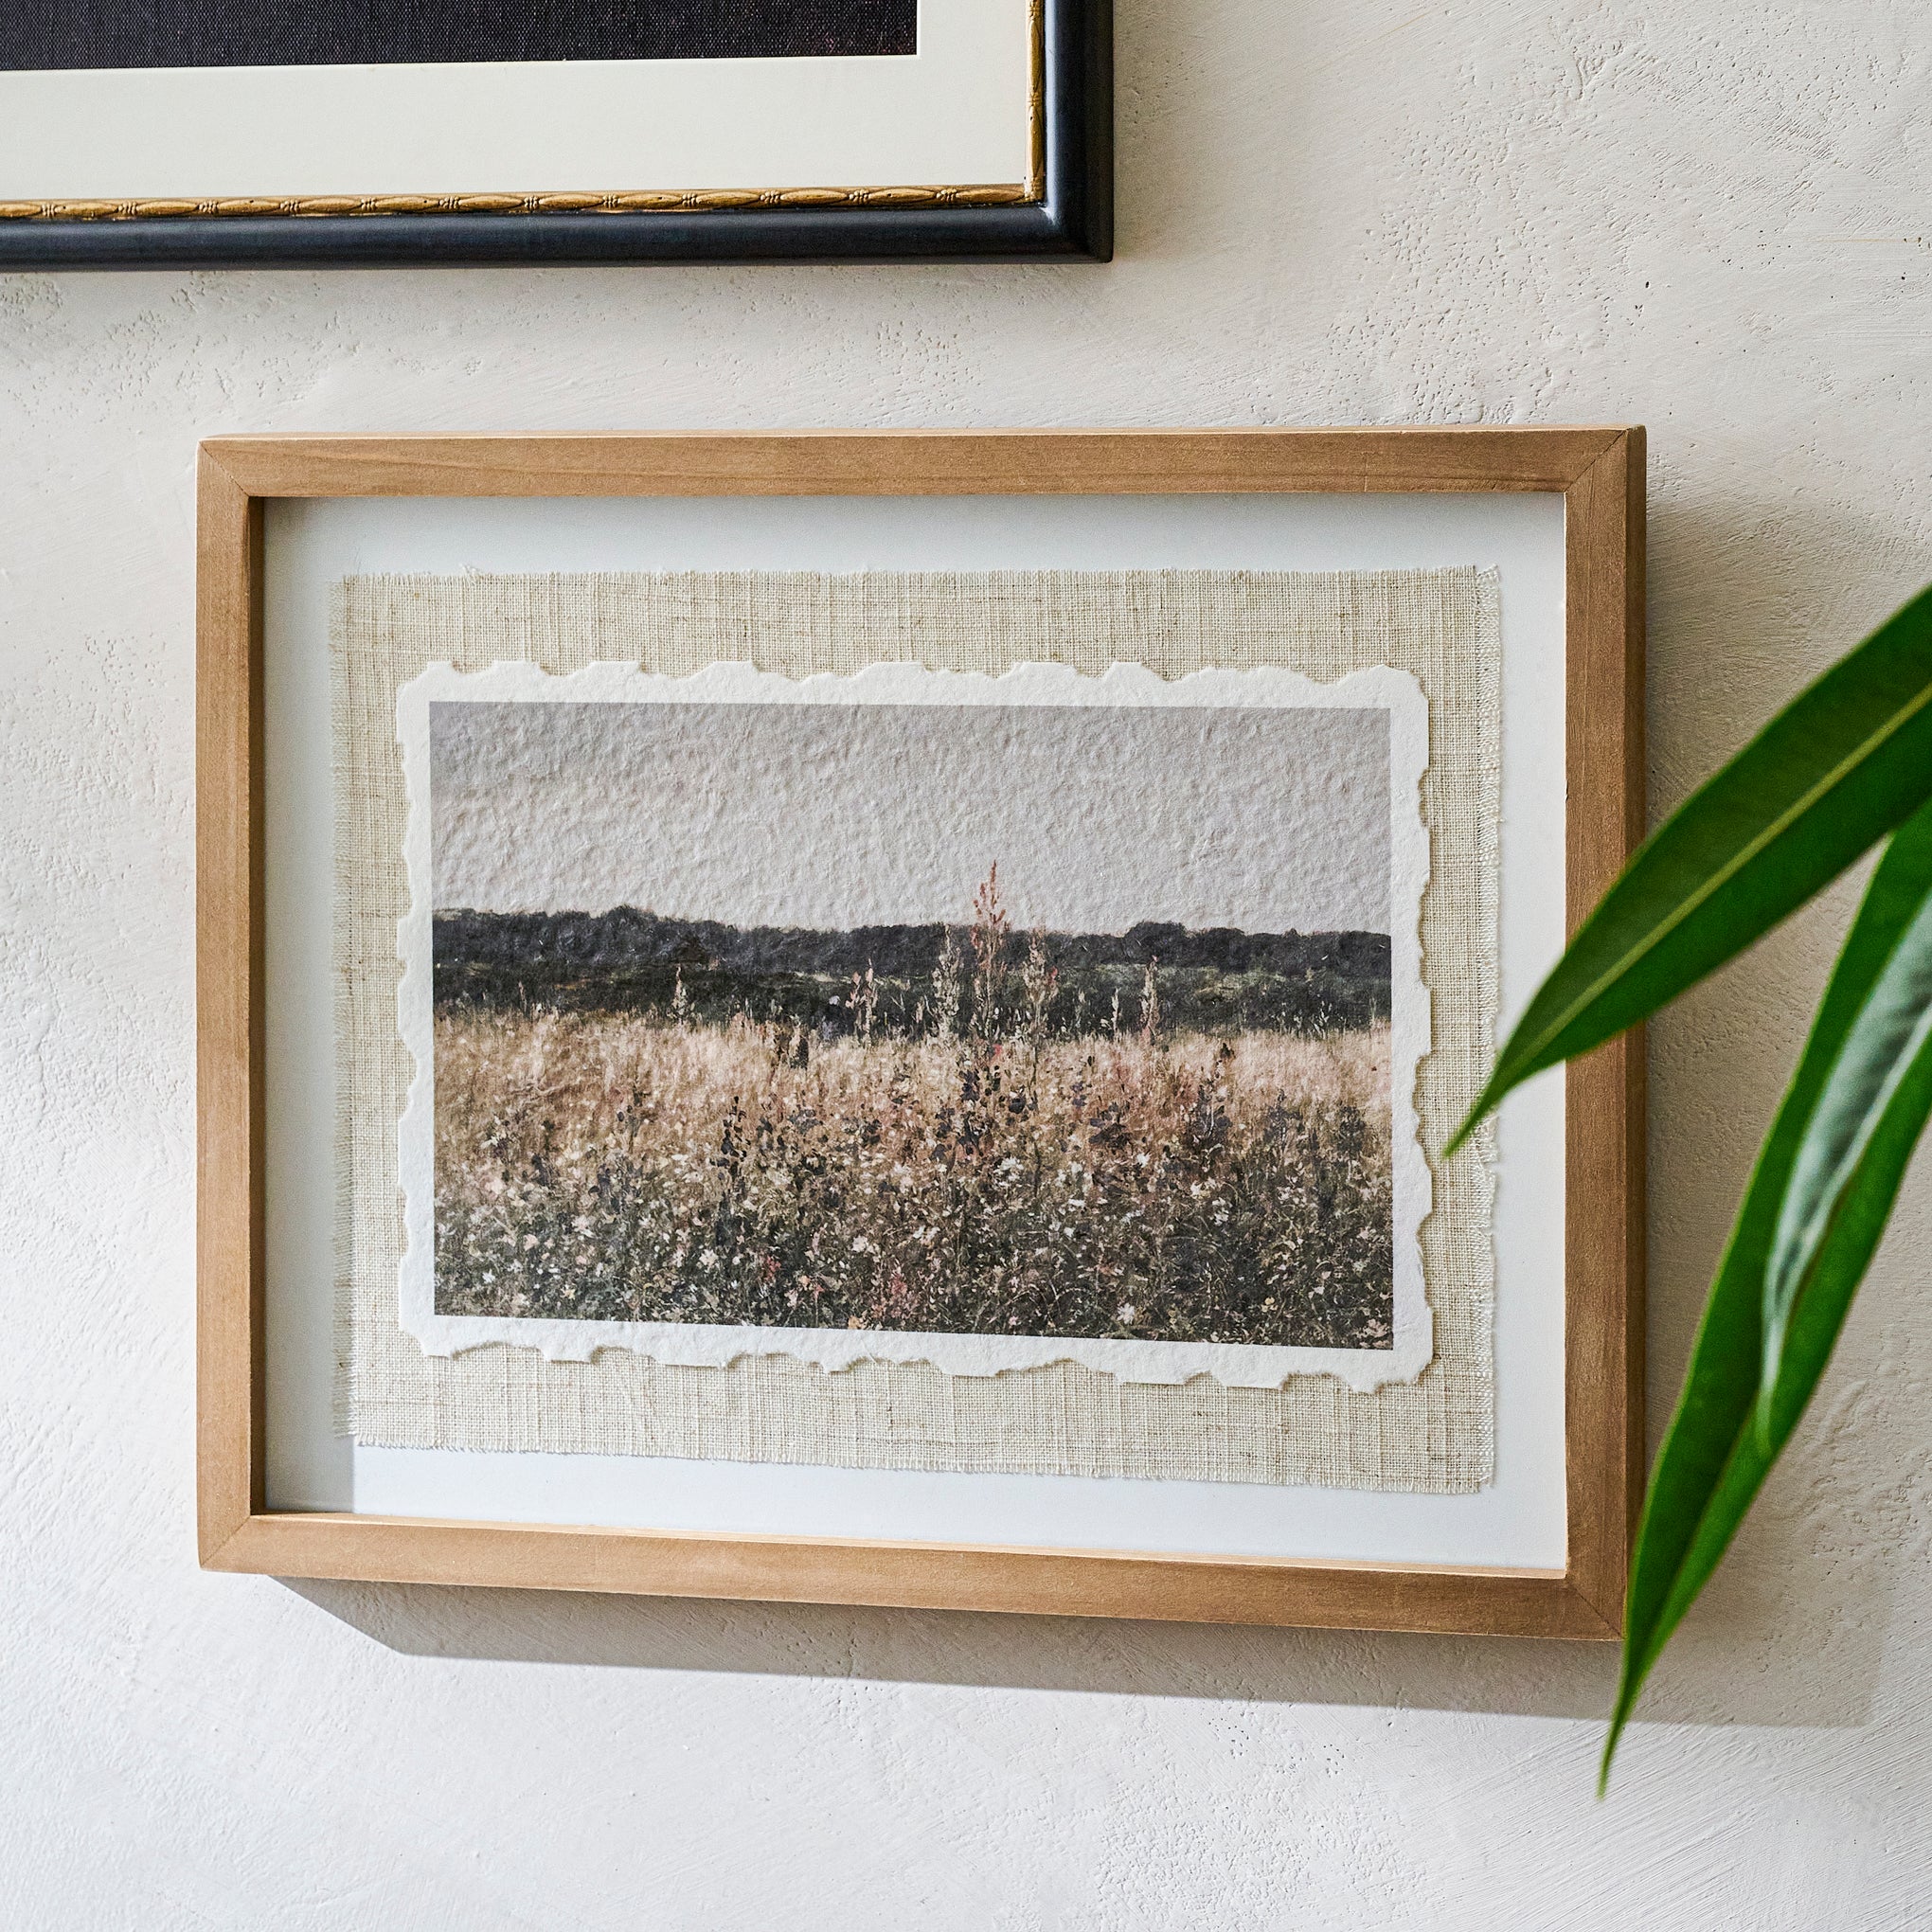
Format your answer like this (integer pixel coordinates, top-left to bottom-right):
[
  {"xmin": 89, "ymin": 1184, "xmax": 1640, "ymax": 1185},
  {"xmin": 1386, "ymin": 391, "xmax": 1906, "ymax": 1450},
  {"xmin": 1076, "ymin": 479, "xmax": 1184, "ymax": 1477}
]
[
  {"xmin": 397, "ymin": 658, "xmax": 1435, "ymax": 1393},
  {"xmin": 335, "ymin": 569, "xmax": 1500, "ymax": 1491}
]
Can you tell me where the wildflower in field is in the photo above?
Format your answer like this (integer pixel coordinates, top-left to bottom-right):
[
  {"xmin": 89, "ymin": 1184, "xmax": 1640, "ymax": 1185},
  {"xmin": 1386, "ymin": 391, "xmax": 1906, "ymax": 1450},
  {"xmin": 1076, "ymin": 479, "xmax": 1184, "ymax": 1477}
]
[{"xmin": 431, "ymin": 868, "xmax": 1394, "ymax": 1350}]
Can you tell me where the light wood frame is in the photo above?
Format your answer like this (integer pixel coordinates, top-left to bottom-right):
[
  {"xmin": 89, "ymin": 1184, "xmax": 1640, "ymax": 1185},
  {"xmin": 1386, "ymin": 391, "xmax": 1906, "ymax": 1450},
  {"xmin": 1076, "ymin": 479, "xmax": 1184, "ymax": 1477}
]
[{"xmin": 198, "ymin": 427, "xmax": 1645, "ymax": 1638}]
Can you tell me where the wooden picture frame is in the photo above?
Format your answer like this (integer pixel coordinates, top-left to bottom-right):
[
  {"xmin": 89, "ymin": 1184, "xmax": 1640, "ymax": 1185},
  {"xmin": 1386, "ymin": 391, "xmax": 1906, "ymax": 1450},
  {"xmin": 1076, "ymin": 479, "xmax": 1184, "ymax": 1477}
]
[
  {"xmin": 0, "ymin": 0, "xmax": 1109, "ymax": 268},
  {"xmin": 198, "ymin": 426, "xmax": 1644, "ymax": 1637}
]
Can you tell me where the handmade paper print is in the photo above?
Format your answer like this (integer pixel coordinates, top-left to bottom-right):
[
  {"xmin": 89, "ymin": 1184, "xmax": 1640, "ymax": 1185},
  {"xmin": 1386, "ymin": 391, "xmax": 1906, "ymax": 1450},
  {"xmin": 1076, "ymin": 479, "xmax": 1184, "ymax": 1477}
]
[{"xmin": 396, "ymin": 659, "xmax": 1432, "ymax": 1391}]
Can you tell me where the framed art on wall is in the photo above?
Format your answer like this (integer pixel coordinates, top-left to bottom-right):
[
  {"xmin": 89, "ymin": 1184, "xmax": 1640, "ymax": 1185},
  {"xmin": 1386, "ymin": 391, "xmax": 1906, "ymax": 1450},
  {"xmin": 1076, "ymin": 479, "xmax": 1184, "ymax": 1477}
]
[
  {"xmin": 0, "ymin": 0, "xmax": 1108, "ymax": 267},
  {"xmin": 200, "ymin": 426, "xmax": 1644, "ymax": 1637}
]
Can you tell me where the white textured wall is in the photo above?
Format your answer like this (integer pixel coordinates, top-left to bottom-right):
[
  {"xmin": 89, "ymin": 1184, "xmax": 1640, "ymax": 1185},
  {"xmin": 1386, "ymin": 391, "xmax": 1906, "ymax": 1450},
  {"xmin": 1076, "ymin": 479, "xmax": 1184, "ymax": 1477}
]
[{"xmin": 5, "ymin": 2, "xmax": 1930, "ymax": 1923}]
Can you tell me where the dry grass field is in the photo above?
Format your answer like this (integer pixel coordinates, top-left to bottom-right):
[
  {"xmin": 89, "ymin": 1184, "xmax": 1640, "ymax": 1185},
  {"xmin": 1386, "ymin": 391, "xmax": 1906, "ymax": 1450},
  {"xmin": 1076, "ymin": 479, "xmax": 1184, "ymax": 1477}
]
[{"xmin": 433, "ymin": 1003, "xmax": 1395, "ymax": 1351}]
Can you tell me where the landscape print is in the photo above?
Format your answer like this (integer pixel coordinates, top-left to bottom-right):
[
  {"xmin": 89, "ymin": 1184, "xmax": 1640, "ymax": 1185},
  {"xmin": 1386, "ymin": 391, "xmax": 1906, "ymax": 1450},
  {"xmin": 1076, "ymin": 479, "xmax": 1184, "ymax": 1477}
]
[{"xmin": 402, "ymin": 663, "xmax": 1428, "ymax": 1381}]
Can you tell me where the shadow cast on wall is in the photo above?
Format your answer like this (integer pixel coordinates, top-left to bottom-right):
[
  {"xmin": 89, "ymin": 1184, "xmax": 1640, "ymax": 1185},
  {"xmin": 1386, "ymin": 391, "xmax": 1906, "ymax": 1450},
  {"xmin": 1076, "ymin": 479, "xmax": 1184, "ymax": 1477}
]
[
  {"xmin": 281, "ymin": 1545, "xmax": 1878, "ymax": 1735},
  {"xmin": 286, "ymin": 1576, "xmax": 1626, "ymax": 1720}
]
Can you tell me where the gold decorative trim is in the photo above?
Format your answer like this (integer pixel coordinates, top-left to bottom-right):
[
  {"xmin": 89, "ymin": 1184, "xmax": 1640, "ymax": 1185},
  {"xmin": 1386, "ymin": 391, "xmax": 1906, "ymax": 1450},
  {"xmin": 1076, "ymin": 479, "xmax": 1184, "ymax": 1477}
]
[
  {"xmin": 1026, "ymin": 0, "xmax": 1046, "ymax": 200},
  {"xmin": 0, "ymin": 183, "xmax": 1035, "ymax": 223},
  {"xmin": 0, "ymin": 0, "xmax": 1046, "ymax": 223}
]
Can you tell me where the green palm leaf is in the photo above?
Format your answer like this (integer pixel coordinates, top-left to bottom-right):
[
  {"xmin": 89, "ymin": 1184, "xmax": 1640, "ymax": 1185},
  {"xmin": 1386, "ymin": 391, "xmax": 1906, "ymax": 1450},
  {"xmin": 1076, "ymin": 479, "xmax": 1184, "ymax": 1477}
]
[
  {"xmin": 1449, "ymin": 585, "xmax": 1932, "ymax": 1154},
  {"xmin": 1601, "ymin": 796, "xmax": 1932, "ymax": 1787},
  {"xmin": 1761, "ymin": 875, "xmax": 1932, "ymax": 1422}
]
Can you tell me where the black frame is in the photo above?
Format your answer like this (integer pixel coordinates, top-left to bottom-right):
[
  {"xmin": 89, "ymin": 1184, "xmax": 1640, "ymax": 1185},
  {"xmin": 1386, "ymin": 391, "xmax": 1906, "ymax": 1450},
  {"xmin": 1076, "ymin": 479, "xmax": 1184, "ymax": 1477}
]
[{"xmin": 0, "ymin": 0, "xmax": 1109, "ymax": 268}]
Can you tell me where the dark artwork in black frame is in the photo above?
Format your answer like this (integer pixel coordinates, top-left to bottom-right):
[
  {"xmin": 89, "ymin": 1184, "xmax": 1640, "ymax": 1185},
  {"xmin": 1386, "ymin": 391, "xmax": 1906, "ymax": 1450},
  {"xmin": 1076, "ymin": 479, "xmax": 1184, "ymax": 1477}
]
[
  {"xmin": 0, "ymin": 0, "xmax": 1109, "ymax": 267},
  {"xmin": 2, "ymin": 0, "xmax": 917, "ymax": 72}
]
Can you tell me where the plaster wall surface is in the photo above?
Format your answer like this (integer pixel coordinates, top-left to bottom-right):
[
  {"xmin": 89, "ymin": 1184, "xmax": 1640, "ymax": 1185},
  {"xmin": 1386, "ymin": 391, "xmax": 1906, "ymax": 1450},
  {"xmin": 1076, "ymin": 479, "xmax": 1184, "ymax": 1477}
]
[{"xmin": 4, "ymin": 2, "xmax": 1930, "ymax": 1924}]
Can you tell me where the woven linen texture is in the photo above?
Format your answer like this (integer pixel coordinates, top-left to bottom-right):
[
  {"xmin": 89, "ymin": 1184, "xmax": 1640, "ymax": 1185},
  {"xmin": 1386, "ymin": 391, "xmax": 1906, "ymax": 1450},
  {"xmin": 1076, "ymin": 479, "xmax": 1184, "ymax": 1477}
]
[{"xmin": 335, "ymin": 569, "xmax": 1500, "ymax": 1490}]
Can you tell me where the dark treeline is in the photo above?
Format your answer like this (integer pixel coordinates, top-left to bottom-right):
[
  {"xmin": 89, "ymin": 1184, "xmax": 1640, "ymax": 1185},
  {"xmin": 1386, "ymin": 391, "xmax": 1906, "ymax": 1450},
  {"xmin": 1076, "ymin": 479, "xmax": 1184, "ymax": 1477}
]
[{"xmin": 434, "ymin": 908, "xmax": 1392, "ymax": 1039}]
